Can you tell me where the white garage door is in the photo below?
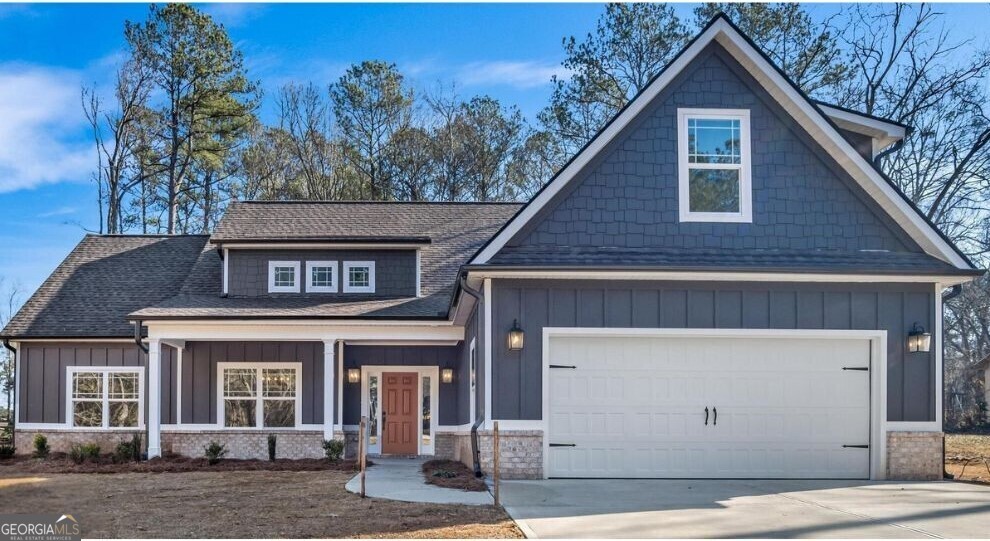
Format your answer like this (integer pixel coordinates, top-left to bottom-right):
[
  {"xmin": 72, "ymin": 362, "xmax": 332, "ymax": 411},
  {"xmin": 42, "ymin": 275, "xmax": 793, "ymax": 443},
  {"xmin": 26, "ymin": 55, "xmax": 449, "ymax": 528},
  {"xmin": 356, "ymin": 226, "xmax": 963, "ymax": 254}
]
[{"xmin": 547, "ymin": 333, "xmax": 872, "ymax": 479}]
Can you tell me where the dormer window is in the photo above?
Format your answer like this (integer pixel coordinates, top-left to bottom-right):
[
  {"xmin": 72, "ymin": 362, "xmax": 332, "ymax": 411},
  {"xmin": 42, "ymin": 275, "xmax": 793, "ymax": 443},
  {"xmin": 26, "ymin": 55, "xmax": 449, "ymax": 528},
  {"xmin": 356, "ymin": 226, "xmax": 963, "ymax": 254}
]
[
  {"xmin": 306, "ymin": 261, "xmax": 338, "ymax": 293},
  {"xmin": 343, "ymin": 261, "xmax": 375, "ymax": 293},
  {"xmin": 268, "ymin": 261, "xmax": 300, "ymax": 293},
  {"xmin": 677, "ymin": 108, "xmax": 752, "ymax": 223}
]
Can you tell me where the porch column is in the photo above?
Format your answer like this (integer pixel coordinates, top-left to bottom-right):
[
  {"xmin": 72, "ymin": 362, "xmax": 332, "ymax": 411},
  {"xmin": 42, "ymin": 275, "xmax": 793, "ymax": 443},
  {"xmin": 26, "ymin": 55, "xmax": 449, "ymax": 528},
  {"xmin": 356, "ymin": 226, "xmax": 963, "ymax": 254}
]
[
  {"xmin": 323, "ymin": 339, "xmax": 336, "ymax": 440},
  {"xmin": 147, "ymin": 338, "xmax": 162, "ymax": 458}
]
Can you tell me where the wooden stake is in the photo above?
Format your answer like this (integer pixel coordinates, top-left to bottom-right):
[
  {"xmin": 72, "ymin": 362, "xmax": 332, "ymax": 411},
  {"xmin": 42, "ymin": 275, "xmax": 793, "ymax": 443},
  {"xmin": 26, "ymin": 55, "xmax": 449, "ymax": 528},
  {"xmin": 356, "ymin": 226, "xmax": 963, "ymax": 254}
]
[
  {"xmin": 493, "ymin": 420, "xmax": 500, "ymax": 507},
  {"xmin": 359, "ymin": 416, "xmax": 367, "ymax": 498}
]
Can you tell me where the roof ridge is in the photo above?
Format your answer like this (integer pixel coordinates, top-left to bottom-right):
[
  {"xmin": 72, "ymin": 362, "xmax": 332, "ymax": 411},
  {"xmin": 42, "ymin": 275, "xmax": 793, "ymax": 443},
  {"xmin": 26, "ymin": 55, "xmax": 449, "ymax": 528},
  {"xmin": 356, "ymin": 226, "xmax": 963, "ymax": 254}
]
[{"xmin": 86, "ymin": 233, "xmax": 212, "ymax": 238}]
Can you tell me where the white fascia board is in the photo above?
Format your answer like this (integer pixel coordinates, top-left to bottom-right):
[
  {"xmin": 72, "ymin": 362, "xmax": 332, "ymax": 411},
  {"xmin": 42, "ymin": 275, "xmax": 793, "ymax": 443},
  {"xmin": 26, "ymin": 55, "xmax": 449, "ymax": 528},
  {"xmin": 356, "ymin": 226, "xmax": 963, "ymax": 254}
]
[
  {"xmin": 146, "ymin": 321, "xmax": 464, "ymax": 342},
  {"xmin": 469, "ymin": 19, "xmax": 971, "ymax": 272},
  {"xmin": 465, "ymin": 269, "xmax": 973, "ymax": 286},
  {"xmin": 818, "ymin": 104, "xmax": 906, "ymax": 145}
]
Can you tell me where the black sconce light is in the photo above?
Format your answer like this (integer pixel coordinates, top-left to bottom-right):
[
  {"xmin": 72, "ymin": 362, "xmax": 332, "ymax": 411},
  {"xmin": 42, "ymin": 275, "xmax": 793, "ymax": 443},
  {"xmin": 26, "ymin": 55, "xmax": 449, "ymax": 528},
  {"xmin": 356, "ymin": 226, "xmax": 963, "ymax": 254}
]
[
  {"xmin": 908, "ymin": 323, "xmax": 931, "ymax": 353},
  {"xmin": 508, "ymin": 319, "xmax": 525, "ymax": 351}
]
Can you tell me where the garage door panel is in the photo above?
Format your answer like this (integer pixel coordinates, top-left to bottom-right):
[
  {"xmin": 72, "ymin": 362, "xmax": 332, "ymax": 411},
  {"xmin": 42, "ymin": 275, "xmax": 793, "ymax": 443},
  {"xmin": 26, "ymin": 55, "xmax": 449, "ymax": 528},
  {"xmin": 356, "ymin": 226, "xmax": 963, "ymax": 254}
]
[{"xmin": 548, "ymin": 334, "xmax": 872, "ymax": 479}]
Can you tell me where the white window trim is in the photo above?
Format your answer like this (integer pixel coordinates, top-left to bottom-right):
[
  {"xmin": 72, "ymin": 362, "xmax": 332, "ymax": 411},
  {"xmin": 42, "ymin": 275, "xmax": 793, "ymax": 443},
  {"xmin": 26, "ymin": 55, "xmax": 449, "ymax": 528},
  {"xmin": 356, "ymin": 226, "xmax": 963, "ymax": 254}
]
[
  {"xmin": 360, "ymin": 365, "xmax": 439, "ymax": 456},
  {"xmin": 66, "ymin": 366, "xmax": 145, "ymax": 430},
  {"xmin": 306, "ymin": 260, "xmax": 338, "ymax": 293},
  {"xmin": 677, "ymin": 108, "xmax": 752, "ymax": 223},
  {"xmin": 217, "ymin": 362, "xmax": 303, "ymax": 430},
  {"xmin": 268, "ymin": 261, "xmax": 301, "ymax": 293},
  {"xmin": 343, "ymin": 261, "xmax": 376, "ymax": 294}
]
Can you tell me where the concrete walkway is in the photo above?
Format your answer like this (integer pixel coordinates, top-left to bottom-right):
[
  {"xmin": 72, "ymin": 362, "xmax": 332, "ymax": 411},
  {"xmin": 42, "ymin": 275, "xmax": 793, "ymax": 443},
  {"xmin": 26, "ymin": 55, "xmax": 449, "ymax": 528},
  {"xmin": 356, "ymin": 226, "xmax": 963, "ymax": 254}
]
[
  {"xmin": 501, "ymin": 479, "xmax": 990, "ymax": 538},
  {"xmin": 345, "ymin": 457, "xmax": 493, "ymax": 506}
]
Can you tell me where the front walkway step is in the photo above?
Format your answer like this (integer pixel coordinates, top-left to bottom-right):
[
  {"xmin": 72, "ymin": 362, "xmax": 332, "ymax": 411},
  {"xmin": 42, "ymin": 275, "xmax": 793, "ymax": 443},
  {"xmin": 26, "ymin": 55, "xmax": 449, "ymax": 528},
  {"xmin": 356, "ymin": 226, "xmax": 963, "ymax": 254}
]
[{"xmin": 345, "ymin": 457, "xmax": 494, "ymax": 506}]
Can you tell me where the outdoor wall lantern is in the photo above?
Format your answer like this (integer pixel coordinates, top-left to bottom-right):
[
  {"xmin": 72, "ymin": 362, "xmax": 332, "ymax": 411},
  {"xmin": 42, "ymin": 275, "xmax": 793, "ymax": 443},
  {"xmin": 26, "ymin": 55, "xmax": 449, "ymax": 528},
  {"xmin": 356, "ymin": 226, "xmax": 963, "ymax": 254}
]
[
  {"xmin": 908, "ymin": 323, "xmax": 932, "ymax": 353},
  {"xmin": 508, "ymin": 319, "xmax": 525, "ymax": 351},
  {"xmin": 441, "ymin": 368, "xmax": 454, "ymax": 384},
  {"xmin": 347, "ymin": 368, "xmax": 361, "ymax": 383}
]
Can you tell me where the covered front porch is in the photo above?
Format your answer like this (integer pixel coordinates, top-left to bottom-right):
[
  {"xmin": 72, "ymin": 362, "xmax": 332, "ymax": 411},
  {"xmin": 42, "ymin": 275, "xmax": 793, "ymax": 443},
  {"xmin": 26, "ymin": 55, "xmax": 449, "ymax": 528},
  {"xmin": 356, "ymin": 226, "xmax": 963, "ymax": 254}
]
[{"xmin": 141, "ymin": 320, "xmax": 473, "ymax": 461}]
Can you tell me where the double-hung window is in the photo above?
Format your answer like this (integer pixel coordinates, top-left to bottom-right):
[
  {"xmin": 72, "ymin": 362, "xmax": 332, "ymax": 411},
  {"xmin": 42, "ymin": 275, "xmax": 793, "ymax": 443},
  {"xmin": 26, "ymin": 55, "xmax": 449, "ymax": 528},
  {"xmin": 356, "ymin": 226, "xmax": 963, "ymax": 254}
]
[
  {"xmin": 677, "ymin": 109, "xmax": 752, "ymax": 222},
  {"xmin": 306, "ymin": 261, "xmax": 338, "ymax": 293},
  {"xmin": 68, "ymin": 367, "xmax": 143, "ymax": 429},
  {"xmin": 343, "ymin": 261, "xmax": 376, "ymax": 293},
  {"xmin": 268, "ymin": 261, "xmax": 300, "ymax": 293},
  {"xmin": 220, "ymin": 363, "xmax": 301, "ymax": 428}
]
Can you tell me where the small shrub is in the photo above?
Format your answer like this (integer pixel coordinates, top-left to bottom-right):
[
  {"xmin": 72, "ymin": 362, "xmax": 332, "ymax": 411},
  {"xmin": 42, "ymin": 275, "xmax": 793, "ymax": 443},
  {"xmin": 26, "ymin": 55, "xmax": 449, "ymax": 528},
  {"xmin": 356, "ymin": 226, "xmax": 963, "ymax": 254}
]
[
  {"xmin": 432, "ymin": 468, "xmax": 457, "ymax": 479},
  {"xmin": 322, "ymin": 438, "xmax": 345, "ymax": 462},
  {"xmin": 0, "ymin": 444, "xmax": 14, "ymax": 459},
  {"xmin": 267, "ymin": 434, "xmax": 277, "ymax": 461},
  {"xmin": 115, "ymin": 441, "xmax": 135, "ymax": 463},
  {"xmin": 69, "ymin": 443, "xmax": 100, "ymax": 464},
  {"xmin": 130, "ymin": 434, "xmax": 142, "ymax": 461},
  {"xmin": 204, "ymin": 440, "xmax": 228, "ymax": 465},
  {"xmin": 32, "ymin": 434, "xmax": 49, "ymax": 459}
]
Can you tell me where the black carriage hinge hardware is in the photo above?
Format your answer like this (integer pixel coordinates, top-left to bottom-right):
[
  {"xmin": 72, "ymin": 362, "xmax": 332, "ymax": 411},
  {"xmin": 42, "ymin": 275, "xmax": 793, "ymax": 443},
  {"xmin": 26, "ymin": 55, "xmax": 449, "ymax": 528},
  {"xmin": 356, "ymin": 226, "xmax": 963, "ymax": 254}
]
[
  {"xmin": 842, "ymin": 366, "xmax": 870, "ymax": 371},
  {"xmin": 842, "ymin": 444, "xmax": 870, "ymax": 449},
  {"xmin": 549, "ymin": 443, "xmax": 577, "ymax": 447},
  {"xmin": 549, "ymin": 364, "xmax": 577, "ymax": 369}
]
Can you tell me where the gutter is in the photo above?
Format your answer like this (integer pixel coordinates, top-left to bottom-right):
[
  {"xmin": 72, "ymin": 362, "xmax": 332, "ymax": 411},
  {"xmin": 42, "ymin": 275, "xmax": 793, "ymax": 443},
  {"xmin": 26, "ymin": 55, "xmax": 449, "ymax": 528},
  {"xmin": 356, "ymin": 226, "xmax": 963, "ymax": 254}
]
[
  {"xmin": 3, "ymin": 339, "xmax": 16, "ymax": 450},
  {"xmin": 874, "ymin": 137, "xmax": 906, "ymax": 164},
  {"xmin": 459, "ymin": 275, "xmax": 486, "ymax": 478},
  {"xmin": 941, "ymin": 284, "xmax": 964, "ymax": 479}
]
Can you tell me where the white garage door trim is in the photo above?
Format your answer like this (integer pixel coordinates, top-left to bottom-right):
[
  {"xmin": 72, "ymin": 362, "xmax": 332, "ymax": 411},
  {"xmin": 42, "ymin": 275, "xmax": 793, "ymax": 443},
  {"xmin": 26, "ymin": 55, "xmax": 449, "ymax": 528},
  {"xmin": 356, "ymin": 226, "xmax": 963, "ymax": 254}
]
[{"xmin": 541, "ymin": 328, "xmax": 888, "ymax": 480}]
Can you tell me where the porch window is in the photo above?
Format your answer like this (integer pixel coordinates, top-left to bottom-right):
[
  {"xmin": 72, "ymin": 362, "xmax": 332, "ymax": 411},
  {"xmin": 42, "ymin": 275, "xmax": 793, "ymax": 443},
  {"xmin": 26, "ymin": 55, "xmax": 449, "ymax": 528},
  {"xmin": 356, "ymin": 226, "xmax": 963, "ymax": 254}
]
[
  {"xmin": 343, "ymin": 261, "xmax": 375, "ymax": 293},
  {"xmin": 68, "ymin": 367, "xmax": 143, "ymax": 429},
  {"xmin": 421, "ymin": 376, "xmax": 431, "ymax": 446},
  {"xmin": 268, "ymin": 261, "xmax": 301, "ymax": 293},
  {"xmin": 220, "ymin": 363, "xmax": 301, "ymax": 428}
]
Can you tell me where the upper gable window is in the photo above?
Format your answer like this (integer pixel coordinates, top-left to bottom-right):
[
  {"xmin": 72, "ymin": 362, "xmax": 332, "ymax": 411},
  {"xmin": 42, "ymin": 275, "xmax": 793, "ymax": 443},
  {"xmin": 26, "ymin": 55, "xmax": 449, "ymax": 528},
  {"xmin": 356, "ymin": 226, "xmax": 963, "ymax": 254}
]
[
  {"xmin": 343, "ymin": 261, "xmax": 375, "ymax": 294},
  {"xmin": 268, "ymin": 261, "xmax": 300, "ymax": 293},
  {"xmin": 677, "ymin": 109, "xmax": 752, "ymax": 223},
  {"xmin": 306, "ymin": 261, "xmax": 338, "ymax": 293}
]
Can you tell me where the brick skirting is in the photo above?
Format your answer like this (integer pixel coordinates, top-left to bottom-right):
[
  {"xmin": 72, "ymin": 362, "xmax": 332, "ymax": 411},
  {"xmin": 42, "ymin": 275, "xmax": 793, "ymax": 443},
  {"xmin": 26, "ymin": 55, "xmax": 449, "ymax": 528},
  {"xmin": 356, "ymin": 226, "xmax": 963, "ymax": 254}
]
[
  {"xmin": 162, "ymin": 430, "xmax": 325, "ymax": 459},
  {"xmin": 14, "ymin": 429, "xmax": 143, "ymax": 455},
  {"xmin": 887, "ymin": 431, "xmax": 943, "ymax": 480}
]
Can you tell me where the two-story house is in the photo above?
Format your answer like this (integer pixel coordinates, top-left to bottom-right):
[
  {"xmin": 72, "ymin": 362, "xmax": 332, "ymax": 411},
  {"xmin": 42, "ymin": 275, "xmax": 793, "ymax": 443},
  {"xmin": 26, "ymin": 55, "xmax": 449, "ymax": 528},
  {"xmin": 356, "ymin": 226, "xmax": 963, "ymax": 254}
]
[{"xmin": 2, "ymin": 15, "xmax": 981, "ymax": 481}]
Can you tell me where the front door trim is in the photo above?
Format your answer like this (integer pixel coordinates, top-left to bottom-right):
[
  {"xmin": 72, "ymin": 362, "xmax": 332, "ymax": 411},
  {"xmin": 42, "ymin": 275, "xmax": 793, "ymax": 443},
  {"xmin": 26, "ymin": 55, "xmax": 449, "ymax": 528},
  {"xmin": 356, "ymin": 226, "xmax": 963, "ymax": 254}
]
[
  {"xmin": 360, "ymin": 365, "xmax": 439, "ymax": 456},
  {"xmin": 541, "ymin": 327, "xmax": 888, "ymax": 480}
]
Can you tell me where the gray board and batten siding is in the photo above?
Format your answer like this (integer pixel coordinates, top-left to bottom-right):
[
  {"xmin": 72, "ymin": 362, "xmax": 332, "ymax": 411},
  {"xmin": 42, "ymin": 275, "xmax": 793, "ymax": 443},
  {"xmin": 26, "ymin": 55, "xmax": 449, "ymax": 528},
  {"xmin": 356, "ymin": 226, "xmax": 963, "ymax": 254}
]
[{"xmin": 489, "ymin": 279, "xmax": 936, "ymax": 423}]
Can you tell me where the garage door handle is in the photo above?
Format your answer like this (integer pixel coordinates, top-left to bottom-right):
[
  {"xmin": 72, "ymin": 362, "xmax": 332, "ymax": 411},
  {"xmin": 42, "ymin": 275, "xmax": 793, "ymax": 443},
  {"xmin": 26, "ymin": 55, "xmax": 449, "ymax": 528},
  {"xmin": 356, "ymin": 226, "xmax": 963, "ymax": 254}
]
[
  {"xmin": 842, "ymin": 444, "xmax": 869, "ymax": 449},
  {"xmin": 704, "ymin": 407, "xmax": 709, "ymax": 425},
  {"xmin": 713, "ymin": 407, "xmax": 717, "ymax": 426},
  {"xmin": 549, "ymin": 443, "xmax": 576, "ymax": 447},
  {"xmin": 842, "ymin": 366, "xmax": 869, "ymax": 371}
]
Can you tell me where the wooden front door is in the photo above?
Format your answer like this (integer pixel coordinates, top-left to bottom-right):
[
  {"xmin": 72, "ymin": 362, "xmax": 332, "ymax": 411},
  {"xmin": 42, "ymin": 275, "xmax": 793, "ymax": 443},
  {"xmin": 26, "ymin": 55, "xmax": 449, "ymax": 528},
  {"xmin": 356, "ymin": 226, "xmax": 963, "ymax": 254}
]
[{"xmin": 382, "ymin": 372, "xmax": 418, "ymax": 455}]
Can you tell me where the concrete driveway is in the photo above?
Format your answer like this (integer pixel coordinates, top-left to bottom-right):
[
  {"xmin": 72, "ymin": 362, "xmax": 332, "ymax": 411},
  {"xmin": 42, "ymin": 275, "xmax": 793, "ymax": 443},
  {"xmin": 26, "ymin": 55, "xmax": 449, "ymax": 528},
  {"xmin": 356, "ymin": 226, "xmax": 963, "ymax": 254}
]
[{"xmin": 500, "ymin": 479, "xmax": 990, "ymax": 538}]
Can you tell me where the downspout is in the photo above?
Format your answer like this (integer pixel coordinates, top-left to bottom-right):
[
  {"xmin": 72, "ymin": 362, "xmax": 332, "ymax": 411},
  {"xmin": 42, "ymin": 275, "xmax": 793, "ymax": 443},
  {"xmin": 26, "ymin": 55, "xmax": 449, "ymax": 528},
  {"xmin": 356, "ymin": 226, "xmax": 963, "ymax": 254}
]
[
  {"xmin": 459, "ymin": 275, "xmax": 486, "ymax": 478},
  {"xmin": 873, "ymin": 137, "xmax": 905, "ymax": 165},
  {"xmin": 133, "ymin": 321, "xmax": 149, "ymax": 459},
  {"xmin": 3, "ymin": 339, "xmax": 16, "ymax": 451},
  {"xmin": 941, "ymin": 285, "xmax": 963, "ymax": 479}
]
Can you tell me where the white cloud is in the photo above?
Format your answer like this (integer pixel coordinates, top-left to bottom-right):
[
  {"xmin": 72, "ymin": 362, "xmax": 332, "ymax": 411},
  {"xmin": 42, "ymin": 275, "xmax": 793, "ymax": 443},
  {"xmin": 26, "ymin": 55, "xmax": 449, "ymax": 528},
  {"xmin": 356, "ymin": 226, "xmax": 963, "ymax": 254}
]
[
  {"xmin": 457, "ymin": 60, "xmax": 569, "ymax": 89},
  {"xmin": 0, "ymin": 63, "xmax": 94, "ymax": 193},
  {"xmin": 37, "ymin": 206, "xmax": 77, "ymax": 218},
  {"xmin": 203, "ymin": 3, "xmax": 267, "ymax": 28}
]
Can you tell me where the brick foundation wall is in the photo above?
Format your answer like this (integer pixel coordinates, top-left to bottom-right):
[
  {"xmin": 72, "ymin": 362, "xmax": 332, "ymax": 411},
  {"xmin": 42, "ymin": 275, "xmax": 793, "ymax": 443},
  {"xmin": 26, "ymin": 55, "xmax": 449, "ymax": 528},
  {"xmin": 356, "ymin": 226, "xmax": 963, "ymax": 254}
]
[
  {"xmin": 162, "ymin": 431, "xmax": 324, "ymax": 459},
  {"xmin": 477, "ymin": 430, "xmax": 543, "ymax": 479},
  {"xmin": 887, "ymin": 431, "xmax": 943, "ymax": 480},
  {"xmin": 15, "ymin": 429, "xmax": 144, "ymax": 455}
]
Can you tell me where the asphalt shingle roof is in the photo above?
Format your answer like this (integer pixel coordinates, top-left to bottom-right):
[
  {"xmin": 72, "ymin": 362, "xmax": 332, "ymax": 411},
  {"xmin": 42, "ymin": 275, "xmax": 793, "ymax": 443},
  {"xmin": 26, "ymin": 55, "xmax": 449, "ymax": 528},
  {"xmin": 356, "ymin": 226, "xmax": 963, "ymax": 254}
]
[
  {"xmin": 129, "ymin": 202, "xmax": 523, "ymax": 320},
  {"xmin": 1, "ymin": 235, "xmax": 209, "ymax": 338},
  {"xmin": 484, "ymin": 246, "xmax": 973, "ymax": 275}
]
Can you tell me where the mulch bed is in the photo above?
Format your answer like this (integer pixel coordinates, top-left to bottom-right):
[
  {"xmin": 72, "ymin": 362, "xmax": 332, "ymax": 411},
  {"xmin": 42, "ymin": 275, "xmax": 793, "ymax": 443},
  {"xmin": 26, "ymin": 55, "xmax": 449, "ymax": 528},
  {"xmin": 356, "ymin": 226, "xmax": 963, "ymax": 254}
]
[
  {"xmin": 0, "ymin": 454, "xmax": 361, "ymax": 474},
  {"xmin": 422, "ymin": 459, "xmax": 488, "ymax": 492}
]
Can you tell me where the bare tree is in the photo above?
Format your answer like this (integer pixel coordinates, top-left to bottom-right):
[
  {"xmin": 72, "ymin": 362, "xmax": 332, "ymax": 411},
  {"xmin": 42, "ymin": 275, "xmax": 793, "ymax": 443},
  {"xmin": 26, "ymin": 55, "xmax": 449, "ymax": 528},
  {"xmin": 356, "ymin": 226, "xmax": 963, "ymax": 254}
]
[{"xmin": 0, "ymin": 278, "xmax": 23, "ymax": 441}]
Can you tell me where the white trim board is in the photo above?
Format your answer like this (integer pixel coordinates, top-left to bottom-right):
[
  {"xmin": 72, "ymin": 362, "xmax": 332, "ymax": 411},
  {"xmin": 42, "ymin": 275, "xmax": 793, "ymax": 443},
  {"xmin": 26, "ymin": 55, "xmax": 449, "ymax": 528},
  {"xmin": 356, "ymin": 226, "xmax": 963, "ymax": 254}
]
[
  {"xmin": 538, "ymin": 327, "xmax": 888, "ymax": 480},
  {"xmin": 465, "ymin": 269, "xmax": 974, "ymax": 286},
  {"xmin": 468, "ymin": 17, "xmax": 972, "ymax": 271}
]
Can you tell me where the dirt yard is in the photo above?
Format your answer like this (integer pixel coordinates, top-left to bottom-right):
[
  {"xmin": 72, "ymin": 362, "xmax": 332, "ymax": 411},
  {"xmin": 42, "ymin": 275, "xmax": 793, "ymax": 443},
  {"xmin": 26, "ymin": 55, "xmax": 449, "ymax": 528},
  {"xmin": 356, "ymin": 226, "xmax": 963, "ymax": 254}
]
[
  {"xmin": 945, "ymin": 433, "xmax": 990, "ymax": 485},
  {"xmin": 0, "ymin": 470, "xmax": 522, "ymax": 539}
]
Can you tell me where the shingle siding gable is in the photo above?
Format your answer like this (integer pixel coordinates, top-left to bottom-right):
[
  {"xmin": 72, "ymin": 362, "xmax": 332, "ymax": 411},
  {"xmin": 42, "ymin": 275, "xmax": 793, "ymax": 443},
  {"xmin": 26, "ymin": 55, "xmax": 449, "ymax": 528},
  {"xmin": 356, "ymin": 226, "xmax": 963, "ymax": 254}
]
[{"xmin": 504, "ymin": 43, "xmax": 919, "ymax": 255}]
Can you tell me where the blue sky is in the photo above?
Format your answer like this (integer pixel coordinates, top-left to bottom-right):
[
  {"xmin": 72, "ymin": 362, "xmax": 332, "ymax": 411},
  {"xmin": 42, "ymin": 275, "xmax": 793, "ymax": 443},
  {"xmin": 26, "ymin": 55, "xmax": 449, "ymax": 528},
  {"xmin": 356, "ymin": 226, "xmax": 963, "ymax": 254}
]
[{"xmin": 0, "ymin": 2, "xmax": 988, "ymax": 302}]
